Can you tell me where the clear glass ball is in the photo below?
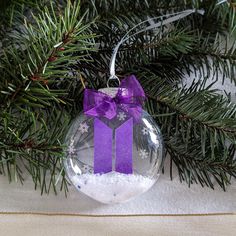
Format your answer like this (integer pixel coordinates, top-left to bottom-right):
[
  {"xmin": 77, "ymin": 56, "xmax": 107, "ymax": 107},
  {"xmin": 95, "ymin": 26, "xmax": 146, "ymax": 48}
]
[{"xmin": 64, "ymin": 89, "xmax": 164, "ymax": 204}]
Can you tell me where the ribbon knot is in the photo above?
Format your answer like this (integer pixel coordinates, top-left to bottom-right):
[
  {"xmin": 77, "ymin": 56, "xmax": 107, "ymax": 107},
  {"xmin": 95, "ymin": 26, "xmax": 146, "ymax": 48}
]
[{"xmin": 83, "ymin": 75, "xmax": 145, "ymax": 121}]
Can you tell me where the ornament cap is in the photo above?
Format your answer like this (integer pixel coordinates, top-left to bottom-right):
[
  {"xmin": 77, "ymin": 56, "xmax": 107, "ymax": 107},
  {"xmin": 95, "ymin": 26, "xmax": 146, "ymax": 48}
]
[{"xmin": 98, "ymin": 87, "xmax": 128, "ymax": 98}]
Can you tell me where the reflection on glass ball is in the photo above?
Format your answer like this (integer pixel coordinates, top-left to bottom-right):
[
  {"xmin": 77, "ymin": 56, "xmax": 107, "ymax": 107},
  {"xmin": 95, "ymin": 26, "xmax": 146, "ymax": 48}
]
[{"xmin": 64, "ymin": 91, "xmax": 164, "ymax": 204}]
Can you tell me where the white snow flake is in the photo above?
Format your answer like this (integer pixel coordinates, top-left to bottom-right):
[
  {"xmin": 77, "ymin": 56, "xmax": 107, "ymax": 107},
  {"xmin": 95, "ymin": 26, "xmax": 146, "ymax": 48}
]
[
  {"xmin": 117, "ymin": 111, "xmax": 127, "ymax": 121},
  {"xmin": 67, "ymin": 138, "xmax": 76, "ymax": 155},
  {"xmin": 142, "ymin": 127, "xmax": 149, "ymax": 135},
  {"xmin": 139, "ymin": 149, "xmax": 149, "ymax": 159},
  {"xmin": 78, "ymin": 122, "xmax": 89, "ymax": 133}
]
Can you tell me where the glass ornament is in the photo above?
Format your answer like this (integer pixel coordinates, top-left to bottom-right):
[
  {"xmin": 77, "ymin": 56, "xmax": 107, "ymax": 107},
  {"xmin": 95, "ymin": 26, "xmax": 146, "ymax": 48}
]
[
  {"xmin": 64, "ymin": 76, "xmax": 164, "ymax": 204},
  {"xmin": 64, "ymin": 76, "xmax": 163, "ymax": 203}
]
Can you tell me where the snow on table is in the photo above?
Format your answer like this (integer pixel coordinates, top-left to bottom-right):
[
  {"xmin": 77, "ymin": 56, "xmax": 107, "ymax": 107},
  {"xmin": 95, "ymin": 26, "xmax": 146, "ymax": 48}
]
[{"xmin": 71, "ymin": 171, "xmax": 155, "ymax": 204}]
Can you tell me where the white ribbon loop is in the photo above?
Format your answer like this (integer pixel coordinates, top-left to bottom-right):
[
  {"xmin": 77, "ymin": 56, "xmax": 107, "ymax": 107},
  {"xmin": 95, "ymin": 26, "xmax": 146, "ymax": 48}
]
[{"xmin": 109, "ymin": 9, "xmax": 205, "ymax": 80}]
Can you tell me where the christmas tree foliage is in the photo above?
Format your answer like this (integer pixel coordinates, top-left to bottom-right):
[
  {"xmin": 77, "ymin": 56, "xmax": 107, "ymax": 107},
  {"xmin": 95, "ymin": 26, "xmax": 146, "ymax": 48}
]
[{"xmin": 0, "ymin": 0, "xmax": 236, "ymax": 194}]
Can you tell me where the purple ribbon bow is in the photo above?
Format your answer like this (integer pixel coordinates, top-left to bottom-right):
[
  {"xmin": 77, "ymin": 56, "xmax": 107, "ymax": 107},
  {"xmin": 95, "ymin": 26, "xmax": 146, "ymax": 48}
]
[{"xmin": 83, "ymin": 75, "xmax": 145, "ymax": 121}]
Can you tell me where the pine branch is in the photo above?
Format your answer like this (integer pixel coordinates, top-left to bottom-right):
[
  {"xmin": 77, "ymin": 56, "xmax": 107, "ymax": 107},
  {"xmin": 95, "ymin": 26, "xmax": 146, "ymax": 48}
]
[
  {"xmin": 0, "ymin": 106, "xmax": 71, "ymax": 194},
  {"xmin": 0, "ymin": 0, "xmax": 95, "ymax": 194},
  {"xmin": 145, "ymin": 75, "xmax": 236, "ymax": 139},
  {"xmin": 166, "ymin": 138, "xmax": 236, "ymax": 190},
  {"xmin": 0, "ymin": 0, "xmax": 50, "ymax": 40},
  {"xmin": 178, "ymin": 32, "xmax": 236, "ymax": 85},
  {"xmin": 0, "ymin": 0, "xmax": 95, "ymax": 109},
  {"xmin": 142, "ymin": 73, "xmax": 236, "ymax": 188},
  {"xmin": 79, "ymin": 0, "xmax": 236, "ymax": 86},
  {"xmin": 75, "ymin": 27, "xmax": 196, "ymax": 87}
]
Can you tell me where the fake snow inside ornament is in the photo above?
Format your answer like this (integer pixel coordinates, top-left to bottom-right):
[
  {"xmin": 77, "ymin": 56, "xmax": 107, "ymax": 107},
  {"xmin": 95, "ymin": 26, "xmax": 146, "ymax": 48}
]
[{"xmin": 64, "ymin": 75, "xmax": 164, "ymax": 204}]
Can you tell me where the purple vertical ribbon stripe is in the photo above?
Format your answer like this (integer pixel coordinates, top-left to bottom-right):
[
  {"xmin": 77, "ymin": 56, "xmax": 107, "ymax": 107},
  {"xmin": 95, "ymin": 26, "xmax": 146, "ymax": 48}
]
[
  {"xmin": 94, "ymin": 119, "xmax": 112, "ymax": 174},
  {"xmin": 115, "ymin": 118, "xmax": 133, "ymax": 174}
]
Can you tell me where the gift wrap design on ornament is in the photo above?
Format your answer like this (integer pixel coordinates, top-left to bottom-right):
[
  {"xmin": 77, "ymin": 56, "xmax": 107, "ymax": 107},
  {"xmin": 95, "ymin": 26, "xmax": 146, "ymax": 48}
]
[{"xmin": 64, "ymin": 75, "xmax": 164, "ymax": 204}]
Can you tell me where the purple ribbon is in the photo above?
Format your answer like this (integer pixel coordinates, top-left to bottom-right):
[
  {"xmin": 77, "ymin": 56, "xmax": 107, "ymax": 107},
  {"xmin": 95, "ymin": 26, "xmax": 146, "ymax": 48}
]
[
  {"xmin": 83, "ymin": 75, "xmax": 145, "ymax": 121},
  {"xmin": 115, "ymin": 118, "xmax": 133, "ymax": 174},
  {"xmin": 93, "ymin": 118, "xmax": 133, "ymax": 174},
  {"xmin": 83, "ymin": 75, "xmax": 145, "ymax": 175},
  {"xmin": 94, "ymin": 119, "xmax": 113, "ymax": 174}
]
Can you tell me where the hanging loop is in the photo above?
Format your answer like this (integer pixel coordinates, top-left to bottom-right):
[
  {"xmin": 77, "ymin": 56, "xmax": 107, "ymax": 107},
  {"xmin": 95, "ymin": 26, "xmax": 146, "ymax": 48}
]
[
  {"xmin": 107, "ymin": 75, "xmax": 121, "ymax": 88},
  {"xmin": 108, "ymin": 9, "xmax": 205, "ymax": 81}
]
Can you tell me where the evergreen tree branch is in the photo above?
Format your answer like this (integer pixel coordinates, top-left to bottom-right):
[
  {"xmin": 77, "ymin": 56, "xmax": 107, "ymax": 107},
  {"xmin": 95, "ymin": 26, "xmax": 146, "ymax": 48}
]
[
  {"xmin": 166, "ymin": 138, "xmax": 236, "ymax": 190},
  {"xmin": 142, "ymin": 73, "xmax": 236, "ymax": 189},
  {"xmin": 0, "ymin": 0, "xmax": 95, "ymax": 194},
  {"xmin": 0, "ymin": 0, "xmax": 95, "ymax": 109}
]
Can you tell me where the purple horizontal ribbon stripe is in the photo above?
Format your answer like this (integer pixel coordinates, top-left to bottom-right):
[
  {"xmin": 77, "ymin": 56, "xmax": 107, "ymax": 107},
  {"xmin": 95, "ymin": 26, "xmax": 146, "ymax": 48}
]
[
  {"xmin": 94, "ymin": 118, "xmax": 112, "ymax": 174},
  {"xmin": 115, "ymin": 118, "xmax": 133, "ymax": 174}
]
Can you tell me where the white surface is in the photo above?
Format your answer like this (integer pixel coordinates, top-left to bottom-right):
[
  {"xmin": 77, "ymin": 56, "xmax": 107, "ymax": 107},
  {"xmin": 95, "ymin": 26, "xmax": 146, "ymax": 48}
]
[
  {"xmin": 0, "ymin": 158, "xmax": 235, "ymax": 214},
  {"xmin": 1, "ymin": 214, "xmax": 236, "ymax": 236},
  {"xmin": 71, "ymin": 172, "xmax": 155, "ymax": 204}
]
